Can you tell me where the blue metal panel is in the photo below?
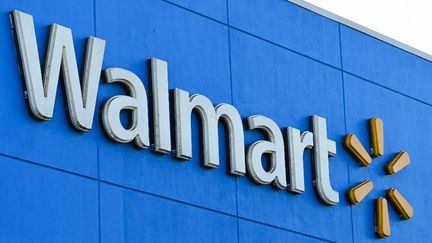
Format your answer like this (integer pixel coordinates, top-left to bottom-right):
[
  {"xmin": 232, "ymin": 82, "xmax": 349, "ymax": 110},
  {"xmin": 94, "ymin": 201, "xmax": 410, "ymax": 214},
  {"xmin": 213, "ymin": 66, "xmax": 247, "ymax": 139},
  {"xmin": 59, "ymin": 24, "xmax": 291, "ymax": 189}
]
[
  {"xmin": 0, "ymin": 0, "xmax": 98, "ymax": 177},
  {"xmin": 340, "ymin": 25, "xmax": 432, "ymax": 104},
  {"xmin": 238, "ymin": 220, "xmax": 331, "ymax": 243},
  {"xmin": 96, "ymin": 0, "xmax": 237, "ymax": 214},
  {"xmin": 230, "ymin": 29, "xmax": 352, "ymax": 242},
  {"xmin": 0, "ymin": 0, "xmax": 429, "ymax": 242},
  {"xmin": 344, "ymin": 73, "xmax": 432, "ymax": 242},
  {"xmin": 164, "ymin": 0, "xmax": 227, "ymax": 23},
  {"xmin": 0, "ymin": 155, "xmax": 98, "ymax": 243},
  {"xmin": 228, "ymin": 0, "xmax": 341, "ymax": 67},
  {"xmin": 95, "ymin": 0, "xmax": 230, "ymax": 102},
  {"xmin": 100, "ymin": 183, "xmax": 238, "ymax": 243}
]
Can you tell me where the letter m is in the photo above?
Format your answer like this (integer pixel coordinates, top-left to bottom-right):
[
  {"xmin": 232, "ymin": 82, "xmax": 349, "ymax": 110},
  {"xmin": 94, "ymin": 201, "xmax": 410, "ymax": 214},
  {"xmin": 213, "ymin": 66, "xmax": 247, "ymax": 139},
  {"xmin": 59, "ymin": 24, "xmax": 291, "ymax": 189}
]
[{"xmin": 11, "ymin": 10, "xmax": 105, "ymax": 131}]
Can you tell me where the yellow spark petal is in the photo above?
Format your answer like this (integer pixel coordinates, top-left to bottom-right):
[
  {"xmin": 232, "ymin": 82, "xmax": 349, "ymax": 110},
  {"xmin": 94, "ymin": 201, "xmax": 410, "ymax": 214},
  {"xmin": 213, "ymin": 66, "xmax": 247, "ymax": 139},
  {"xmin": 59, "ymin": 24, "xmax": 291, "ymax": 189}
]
[
  {"xmin": 375, "ymin": 197, "xmax": 391, "ymax": 238},
  {"xmin": 370, "ymin": 118, "xmax": 384, "ymax": 157},
  {"xmin": 386, "ymin": 188, "xmax": 414, "ymax": 220},
  {"xmin": 386, "ymin": 151, "xmax": 410, "ymax": 175},
  {"xmin": 344, "ymin": 134, "xmax": 372, "ymax": 166},
  {"xmin": 347, "ymin": 180, "xmax": 374, "ymax": 204}
]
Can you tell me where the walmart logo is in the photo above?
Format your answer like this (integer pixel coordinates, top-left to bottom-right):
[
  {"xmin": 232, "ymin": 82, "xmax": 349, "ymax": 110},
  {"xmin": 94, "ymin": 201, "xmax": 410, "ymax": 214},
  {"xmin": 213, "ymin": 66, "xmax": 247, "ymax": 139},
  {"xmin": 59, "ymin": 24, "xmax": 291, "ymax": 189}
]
[{"xmin": 344, "ymin": 118, "xmax": 413, "ymax": 238}]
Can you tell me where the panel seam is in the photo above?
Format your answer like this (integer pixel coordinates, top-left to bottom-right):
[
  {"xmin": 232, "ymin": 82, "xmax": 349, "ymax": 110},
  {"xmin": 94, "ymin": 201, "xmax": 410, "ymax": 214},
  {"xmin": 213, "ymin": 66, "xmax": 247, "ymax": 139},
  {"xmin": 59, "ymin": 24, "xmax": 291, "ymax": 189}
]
[
  {"xmin": 338, "ymin": 23, "xmax": 355, "ymax": 243},
  {"xmin": 93, "ymin": 0, "xmax": 102, "ymax": 242},
  {"xmin": 225, "ymin": 0, "xmax": 240, "ymax": 242}
]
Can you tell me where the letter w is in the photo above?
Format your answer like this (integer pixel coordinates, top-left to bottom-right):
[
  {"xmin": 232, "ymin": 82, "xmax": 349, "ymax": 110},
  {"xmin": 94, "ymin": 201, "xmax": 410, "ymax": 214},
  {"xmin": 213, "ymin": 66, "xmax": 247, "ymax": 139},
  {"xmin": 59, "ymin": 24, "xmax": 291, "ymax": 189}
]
[{"xmin": 11, "ymin": 10, "xmax": 105, "ymax": 131}]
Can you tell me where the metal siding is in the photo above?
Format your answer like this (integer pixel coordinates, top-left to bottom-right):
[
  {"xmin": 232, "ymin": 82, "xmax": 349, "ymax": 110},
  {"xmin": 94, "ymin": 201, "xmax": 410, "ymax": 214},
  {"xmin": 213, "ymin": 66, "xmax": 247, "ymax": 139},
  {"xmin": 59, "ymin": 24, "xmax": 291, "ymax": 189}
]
[{"xmin": 0, "ymin": 0, "xmax": 429, "ymax": 242}]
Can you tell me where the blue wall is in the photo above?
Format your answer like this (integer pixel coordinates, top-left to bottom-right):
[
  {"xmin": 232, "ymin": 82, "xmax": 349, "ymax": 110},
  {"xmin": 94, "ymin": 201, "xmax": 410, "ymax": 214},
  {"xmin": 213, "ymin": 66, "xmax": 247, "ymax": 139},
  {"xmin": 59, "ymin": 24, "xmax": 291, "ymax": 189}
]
[{"xmin": 0, "ymin": 0, "xmax": 431, "ymax": 242}]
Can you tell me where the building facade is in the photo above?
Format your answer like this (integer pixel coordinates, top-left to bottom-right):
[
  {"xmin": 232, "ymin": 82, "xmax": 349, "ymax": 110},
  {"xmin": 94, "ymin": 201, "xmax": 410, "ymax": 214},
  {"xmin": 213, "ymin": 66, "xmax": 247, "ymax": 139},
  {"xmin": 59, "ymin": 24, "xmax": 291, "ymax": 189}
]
[{"xmin": 0, "ymin": 0, "xmax": 431, "ymax": 242}]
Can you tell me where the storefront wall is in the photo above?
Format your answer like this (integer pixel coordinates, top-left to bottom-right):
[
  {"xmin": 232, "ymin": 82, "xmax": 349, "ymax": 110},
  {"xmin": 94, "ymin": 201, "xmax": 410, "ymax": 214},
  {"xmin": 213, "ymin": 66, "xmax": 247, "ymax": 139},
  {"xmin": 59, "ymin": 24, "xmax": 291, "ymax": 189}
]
[{"xmin": 0, "ymin": 0, "xmax": 431, "ymax": 242}]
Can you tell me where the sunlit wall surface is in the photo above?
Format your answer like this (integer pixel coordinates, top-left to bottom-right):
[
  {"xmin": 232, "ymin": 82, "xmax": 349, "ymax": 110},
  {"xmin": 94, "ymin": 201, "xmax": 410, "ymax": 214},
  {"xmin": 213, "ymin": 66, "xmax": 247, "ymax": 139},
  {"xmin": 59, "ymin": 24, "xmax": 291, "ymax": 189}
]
[{"xmin": 290, "ymin": 0, "xmax": 432, "ymax": 61}]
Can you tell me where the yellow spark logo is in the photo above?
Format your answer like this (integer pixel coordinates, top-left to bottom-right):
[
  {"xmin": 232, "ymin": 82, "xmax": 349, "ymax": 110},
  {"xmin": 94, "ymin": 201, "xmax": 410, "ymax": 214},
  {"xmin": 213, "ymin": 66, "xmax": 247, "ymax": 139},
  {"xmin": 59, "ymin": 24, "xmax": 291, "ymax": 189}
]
[{"xmin": 344, "ymin": 118, "xmax": 413, "ymax": 238}]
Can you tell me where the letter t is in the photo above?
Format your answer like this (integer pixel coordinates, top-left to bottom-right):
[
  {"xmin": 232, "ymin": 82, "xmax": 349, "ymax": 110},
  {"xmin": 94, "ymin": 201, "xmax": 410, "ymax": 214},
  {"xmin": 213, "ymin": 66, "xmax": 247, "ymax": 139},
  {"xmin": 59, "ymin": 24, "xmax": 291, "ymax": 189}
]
[{"xmin": 311, "ymin": 115, "xmax": 339, "ymax": 205}]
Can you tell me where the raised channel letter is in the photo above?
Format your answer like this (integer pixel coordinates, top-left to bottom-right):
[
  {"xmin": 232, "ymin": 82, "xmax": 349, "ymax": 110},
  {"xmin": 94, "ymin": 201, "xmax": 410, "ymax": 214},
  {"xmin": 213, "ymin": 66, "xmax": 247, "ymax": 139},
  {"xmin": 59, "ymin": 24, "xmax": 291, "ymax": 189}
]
[
  {"xmin": 174, "ymin": 89, "xmax": 246, "ymax": 175},
  {"xmin": 149, "ymin": 58, "xmax": 171, "ymax": 154},
  {"xmin": 246, "ymin": 115, "xmax": 286, "ymax": 189},
  {"xmin": 286, "ymin": 127, "xmax": 313, "ymax": 193},
  {"xmin": 12, "ymin": 10, "xmax": 105, "ymax": 131},
  {"xmin": 312, "ymin": 115, "xmax": 339, "ymax": 205},
  {"xmin": 102, "ymin": 68, "xmax": 149, "ymax": 149}
]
